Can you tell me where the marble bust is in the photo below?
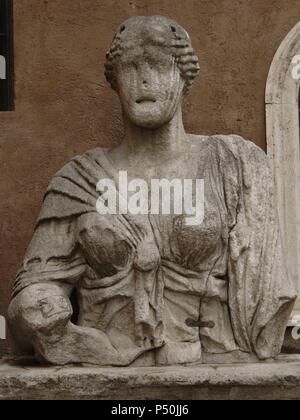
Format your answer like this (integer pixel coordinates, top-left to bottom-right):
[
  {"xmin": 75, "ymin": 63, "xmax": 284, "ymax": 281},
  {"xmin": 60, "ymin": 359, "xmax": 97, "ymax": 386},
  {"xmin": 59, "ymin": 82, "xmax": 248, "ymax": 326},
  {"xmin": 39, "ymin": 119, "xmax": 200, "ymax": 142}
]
[{"xmin": 8, "ymin": 16, "xmax": 297, "ymax": 366}]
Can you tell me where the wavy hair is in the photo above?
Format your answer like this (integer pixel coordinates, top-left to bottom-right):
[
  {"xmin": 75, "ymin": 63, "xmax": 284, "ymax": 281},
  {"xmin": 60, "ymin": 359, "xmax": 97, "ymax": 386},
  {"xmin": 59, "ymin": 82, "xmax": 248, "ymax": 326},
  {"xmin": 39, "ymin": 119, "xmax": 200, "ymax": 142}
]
[{"xmin": 105, "ymin": 16, "xmax": 200, "ymax": 93}]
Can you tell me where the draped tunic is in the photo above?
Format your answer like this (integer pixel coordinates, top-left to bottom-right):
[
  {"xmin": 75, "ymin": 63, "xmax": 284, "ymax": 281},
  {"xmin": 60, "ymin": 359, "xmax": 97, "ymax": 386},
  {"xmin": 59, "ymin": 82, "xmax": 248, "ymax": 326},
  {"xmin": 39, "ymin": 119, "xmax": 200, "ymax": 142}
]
[{"xmin": 12, "ymin": 134, "xmax": 297, "ymax": 364}]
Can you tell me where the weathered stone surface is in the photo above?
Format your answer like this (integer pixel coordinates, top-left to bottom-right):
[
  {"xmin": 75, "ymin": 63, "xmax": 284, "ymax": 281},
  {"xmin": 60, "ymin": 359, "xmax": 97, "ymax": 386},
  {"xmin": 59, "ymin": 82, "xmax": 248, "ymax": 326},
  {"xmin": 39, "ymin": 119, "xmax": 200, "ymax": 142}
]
[
  {"xmin": 7, "ymin": 16, "xmax": 297, "ymax": 367},
  {"xmin": 1, "ymin": 355, "xmax": 300, "ymax": 400},
  {"xmin": 266, "ymin": 20, "xmax": 300, "ymax": 320}
]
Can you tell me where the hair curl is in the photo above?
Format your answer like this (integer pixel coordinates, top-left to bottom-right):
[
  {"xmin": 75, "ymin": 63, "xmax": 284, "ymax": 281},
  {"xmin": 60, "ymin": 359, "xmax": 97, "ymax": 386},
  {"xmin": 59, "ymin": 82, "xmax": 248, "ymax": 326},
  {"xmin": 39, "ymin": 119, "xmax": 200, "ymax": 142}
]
[{"xmin": 105, "ymin": 17, "xmax": 200, "ymax": 93}]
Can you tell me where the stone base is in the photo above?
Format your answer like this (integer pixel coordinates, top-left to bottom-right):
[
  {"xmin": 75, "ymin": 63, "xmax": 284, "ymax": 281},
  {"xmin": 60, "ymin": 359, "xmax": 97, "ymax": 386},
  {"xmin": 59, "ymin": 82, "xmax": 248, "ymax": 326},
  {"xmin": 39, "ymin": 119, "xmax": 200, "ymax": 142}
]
[{"xmin": 1, "ymin": 355, "xmax": 300, "ymax": 400}]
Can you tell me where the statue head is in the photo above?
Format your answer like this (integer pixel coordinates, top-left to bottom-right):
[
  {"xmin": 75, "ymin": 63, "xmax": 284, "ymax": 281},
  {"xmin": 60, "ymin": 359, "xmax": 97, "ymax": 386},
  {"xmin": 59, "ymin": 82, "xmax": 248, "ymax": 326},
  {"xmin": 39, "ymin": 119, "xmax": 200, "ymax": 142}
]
[{"xmin": 105, "ymin": 16, "xmax": 200, "ymax": 129}]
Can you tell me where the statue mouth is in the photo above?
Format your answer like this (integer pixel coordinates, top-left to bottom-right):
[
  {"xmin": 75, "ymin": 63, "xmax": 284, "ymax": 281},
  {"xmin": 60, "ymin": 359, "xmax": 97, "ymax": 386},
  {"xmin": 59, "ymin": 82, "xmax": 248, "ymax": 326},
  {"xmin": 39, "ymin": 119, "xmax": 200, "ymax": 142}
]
[{"xmin": 136, "ymin": 96, "xmax": 157, "ymax": 104}]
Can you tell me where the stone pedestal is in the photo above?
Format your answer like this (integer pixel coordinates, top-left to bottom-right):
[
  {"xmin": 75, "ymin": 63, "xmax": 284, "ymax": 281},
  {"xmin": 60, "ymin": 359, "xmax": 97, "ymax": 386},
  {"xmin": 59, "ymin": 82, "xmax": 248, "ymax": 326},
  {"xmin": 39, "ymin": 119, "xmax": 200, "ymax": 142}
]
[{"xmin": 1, "ymin": 355, "xmax": 300, "ymax": 400}]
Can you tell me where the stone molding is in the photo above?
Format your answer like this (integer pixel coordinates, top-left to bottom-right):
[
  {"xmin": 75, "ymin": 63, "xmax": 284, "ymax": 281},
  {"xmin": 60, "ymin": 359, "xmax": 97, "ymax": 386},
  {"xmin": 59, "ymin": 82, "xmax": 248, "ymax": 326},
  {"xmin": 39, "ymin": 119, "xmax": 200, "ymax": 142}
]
[
  {"xmin": 266, "ymin": 20, "xmax": 300, "ymax": 322},
  {"xmin": 0, "ymin": 356, "xmax": 300, "ymax": 400}
]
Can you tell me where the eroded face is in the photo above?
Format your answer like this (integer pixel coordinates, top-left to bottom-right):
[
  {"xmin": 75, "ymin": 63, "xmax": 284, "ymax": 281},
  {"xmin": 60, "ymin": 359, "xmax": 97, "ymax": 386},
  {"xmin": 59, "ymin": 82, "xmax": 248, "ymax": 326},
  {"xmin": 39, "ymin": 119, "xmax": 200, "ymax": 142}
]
[{"xmin": 116, "ymin": 45, "xmax": 185, "ymax": 129}]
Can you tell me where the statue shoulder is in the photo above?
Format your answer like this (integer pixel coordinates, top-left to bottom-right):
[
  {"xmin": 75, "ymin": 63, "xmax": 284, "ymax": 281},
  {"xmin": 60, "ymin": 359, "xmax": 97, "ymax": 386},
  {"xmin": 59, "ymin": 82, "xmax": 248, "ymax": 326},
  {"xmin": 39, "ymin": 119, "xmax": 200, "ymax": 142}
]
[
  {"xmin": 210, "ymin": 134, "xmax": 268, "ymax": 164},
  {"xmin": 188, "ymin": 133, "xmax": 268, "ymax": 165},
  {"xmin": 188, "ymin": 134, "xmax": 271, "ymax": 189},
  {"xmin": 53, "ymin": 147, "xmax": 109, "ymax": 178}
]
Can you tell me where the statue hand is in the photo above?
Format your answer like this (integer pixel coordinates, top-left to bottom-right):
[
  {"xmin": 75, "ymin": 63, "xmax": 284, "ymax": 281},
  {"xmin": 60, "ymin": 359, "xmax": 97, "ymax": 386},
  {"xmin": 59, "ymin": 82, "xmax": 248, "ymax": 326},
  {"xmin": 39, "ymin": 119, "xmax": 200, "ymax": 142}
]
[{"xmin": 8, "ymin": 283, "xmax": 73, "ymax": 349}]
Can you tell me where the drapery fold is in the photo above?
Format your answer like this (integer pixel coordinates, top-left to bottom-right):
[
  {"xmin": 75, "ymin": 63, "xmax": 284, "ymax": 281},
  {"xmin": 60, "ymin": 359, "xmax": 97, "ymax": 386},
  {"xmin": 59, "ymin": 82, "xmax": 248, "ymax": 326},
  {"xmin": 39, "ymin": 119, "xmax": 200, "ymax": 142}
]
[
  {"xmin": 12, "ymin": 136, "xmax": 297, "ymax": 360},
  {"xmin": 216, "ymin": 135, "xmax": 297, "ymax": 359}
]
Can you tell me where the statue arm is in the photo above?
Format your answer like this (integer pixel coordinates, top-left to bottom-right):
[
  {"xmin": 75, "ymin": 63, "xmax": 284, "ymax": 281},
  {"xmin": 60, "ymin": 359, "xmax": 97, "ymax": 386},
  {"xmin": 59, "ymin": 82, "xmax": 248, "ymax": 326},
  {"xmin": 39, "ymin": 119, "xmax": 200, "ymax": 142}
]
[
  {"xmin": 8, "ymin": 218, "xmax": 86, "ymax": 353},
  {"xmin": 8, "ymin": 217, "xmax": 144, "ymax": 366}
]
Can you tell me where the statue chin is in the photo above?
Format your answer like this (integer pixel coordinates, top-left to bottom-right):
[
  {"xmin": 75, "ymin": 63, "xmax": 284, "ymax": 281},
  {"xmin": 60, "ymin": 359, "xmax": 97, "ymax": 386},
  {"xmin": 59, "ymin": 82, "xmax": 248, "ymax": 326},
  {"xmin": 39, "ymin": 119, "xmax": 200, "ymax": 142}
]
[
  {"xmin": 8, "ymin": 15, "xmax": 297, "ymax": 367},
  {"xmin": 124, "ymin": 104, "xmax": 177, "ymax": 130},
  {"xmin": 128, "ymin": 115, "xmax": 170, "ymax": 130}
]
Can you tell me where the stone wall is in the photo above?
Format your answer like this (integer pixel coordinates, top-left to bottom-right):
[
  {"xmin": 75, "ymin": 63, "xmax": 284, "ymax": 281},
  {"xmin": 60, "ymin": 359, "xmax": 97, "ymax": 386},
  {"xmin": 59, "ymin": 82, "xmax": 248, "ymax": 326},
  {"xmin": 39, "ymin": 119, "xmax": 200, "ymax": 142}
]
[{"xmin": 1, "ymin": 0, "xmax": 300, "ymax": 355}]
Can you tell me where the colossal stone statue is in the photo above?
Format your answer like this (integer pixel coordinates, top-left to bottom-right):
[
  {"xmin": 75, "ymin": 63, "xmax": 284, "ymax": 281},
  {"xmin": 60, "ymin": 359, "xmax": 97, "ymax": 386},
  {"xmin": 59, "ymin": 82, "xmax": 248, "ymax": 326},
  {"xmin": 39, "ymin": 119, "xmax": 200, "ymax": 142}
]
[{"xmin": 8, "ymin": 16, "xmax": 297, "ymax": 366}]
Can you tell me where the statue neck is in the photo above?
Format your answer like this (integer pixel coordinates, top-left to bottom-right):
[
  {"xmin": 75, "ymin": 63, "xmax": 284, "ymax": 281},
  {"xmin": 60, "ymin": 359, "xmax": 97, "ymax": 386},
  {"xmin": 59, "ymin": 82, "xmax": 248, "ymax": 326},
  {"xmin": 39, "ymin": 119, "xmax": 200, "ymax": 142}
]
[{"xmin": 121, "ymin": 105, "xmax": 187, "ymax": 161}]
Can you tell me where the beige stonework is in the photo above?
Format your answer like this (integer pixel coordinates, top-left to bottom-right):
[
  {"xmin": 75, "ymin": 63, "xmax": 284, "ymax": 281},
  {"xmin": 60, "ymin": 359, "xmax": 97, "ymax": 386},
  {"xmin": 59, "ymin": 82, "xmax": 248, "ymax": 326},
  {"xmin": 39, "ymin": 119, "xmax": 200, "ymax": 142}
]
[
  {"xmin": 266, "ymin": 20, "xmax": 300, "ymax": 323},
  {"xmin": 1, "ymin": 355, "xmax": 300, "ymax": 400}
]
